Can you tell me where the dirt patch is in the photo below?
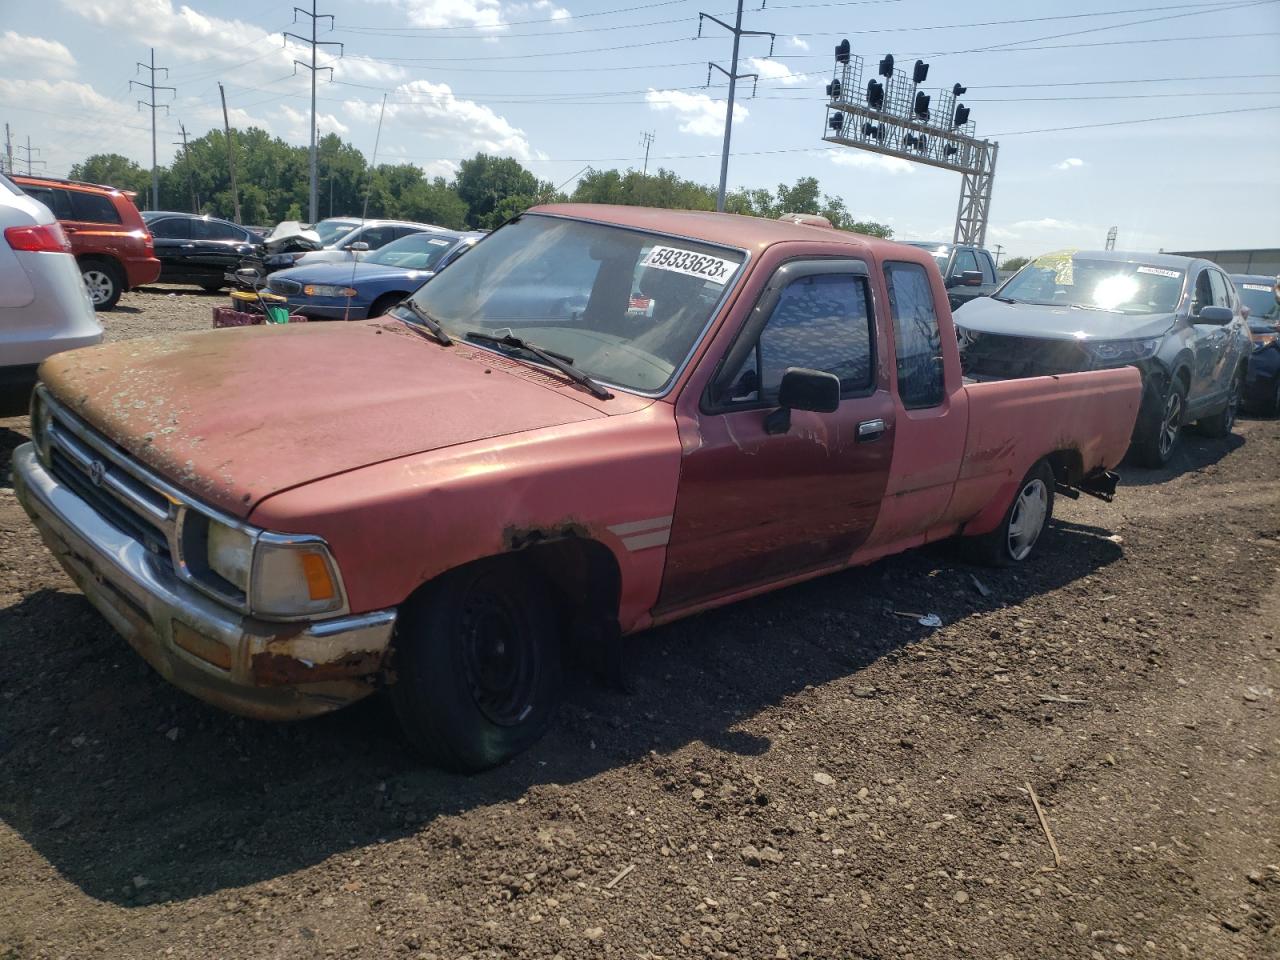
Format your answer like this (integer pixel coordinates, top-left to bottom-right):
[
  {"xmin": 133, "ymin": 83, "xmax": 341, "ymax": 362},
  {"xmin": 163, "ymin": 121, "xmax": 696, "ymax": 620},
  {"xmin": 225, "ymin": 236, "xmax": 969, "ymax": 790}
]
[{"xmin": 1, "ymin": 290, "xmax": 1277, "ymax": 959}]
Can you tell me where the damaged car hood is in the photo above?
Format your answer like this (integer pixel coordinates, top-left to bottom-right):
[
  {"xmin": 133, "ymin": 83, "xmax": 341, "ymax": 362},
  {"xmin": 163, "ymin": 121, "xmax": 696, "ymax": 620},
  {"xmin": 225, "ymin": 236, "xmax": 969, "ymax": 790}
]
[
  {"xmin": 38, "ymin": 321, "xmax": 636, "ymax": 519},
  {"xmin": 954, "ymin": 297, "xmax": 1177, "ymax": 342}
]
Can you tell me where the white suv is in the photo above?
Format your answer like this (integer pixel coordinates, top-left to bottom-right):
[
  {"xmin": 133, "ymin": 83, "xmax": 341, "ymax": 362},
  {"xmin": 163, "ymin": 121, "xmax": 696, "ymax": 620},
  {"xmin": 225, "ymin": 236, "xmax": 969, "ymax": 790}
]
[{"xmin": 0, "ymin": 173, "xmax": 101, "ymax": 415}]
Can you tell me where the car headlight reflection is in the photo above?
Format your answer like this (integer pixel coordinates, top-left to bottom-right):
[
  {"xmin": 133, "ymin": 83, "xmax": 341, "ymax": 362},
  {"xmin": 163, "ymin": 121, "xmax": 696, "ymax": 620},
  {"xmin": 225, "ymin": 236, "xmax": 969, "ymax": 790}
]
[
  {"xmin": 1084, "ymin": 338, "xmax": 1161, "ymax": 363},
  {"xmin": 205, "ymin": 520, "xmax": 343, "ymax": 618},
  {"xmin": 29, "ymin": 390, "xmax": 53, "ymax": 466},
  {"xmin": 303, "ymin": 284, "xmax": 358, "ymax": 298}
]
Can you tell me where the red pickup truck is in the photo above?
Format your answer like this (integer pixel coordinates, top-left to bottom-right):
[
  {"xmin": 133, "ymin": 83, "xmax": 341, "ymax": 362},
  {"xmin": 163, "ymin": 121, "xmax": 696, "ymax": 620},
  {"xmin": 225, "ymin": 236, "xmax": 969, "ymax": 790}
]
[{"xmin": 13, "ymin": 205, "xmax": 1142, "ymax": 770}]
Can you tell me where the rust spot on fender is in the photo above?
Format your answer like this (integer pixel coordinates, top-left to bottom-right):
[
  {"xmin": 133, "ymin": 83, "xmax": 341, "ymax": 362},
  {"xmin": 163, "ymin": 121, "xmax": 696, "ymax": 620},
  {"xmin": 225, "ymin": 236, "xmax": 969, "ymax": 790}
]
[
  {"xmin": 250, "ymin": 649, "xmax": 385, "ymax": 686},
  {"xmin": 503, "ymin": 520, "xmax": 590, "ymax": 551}
]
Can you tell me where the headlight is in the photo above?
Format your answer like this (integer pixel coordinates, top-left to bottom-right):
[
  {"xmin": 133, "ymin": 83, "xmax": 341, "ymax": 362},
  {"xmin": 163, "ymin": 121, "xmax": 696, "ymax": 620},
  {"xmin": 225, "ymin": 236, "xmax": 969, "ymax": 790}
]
[
  {"xmin": 1253, "ymin": 333, "xmax": 1277, "ymax": 351},
  {"xmin": 303, "ymin": 284, "xmax": 357, "ymax": 298},
  {"xmin": 956, "ymin": 326, "xmax": 980, "ymax": 349},
  {"xmin": 267, "ymin": 252, "xmax": 305, "ymax": 267},
  {"xmin": 29, "ymin": 390, "xmax": 52, "ymax": 465},
  {"xmin": 207, "ymin": 520, "xmax": 253, "ymax": 592},
  {"xmin": 1083, "ymin": 338, "xmax": 1161, "ymax": 363},
  {"xmin": 204, "ymin": 521, "xmax": 343, "ymax": 618}
]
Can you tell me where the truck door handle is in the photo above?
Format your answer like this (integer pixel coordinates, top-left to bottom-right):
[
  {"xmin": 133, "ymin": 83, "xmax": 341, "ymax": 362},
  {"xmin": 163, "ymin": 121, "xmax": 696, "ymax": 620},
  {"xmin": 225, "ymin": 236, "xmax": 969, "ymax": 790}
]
[{"xmin": 857, "ymin": 419, "xmax": 886, "ymax": 442}]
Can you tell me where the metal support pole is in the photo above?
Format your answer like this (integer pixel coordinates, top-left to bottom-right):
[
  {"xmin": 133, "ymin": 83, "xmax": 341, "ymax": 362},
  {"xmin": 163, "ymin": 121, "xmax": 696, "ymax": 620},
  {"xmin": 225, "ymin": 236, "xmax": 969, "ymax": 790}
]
[
  {"xmin": 130, "ymin": 48, "xmax": 174, "ymax": 211},
  {"xmin": 219, "ymin": 83, "xmax": 242, "ymax": 224},
  {"xmin": 3, "ymin": 123, "xmax": 12, "ymax": 176},
  {"xmin": 286, "ymin": 2, "xmax": 341, "ymax": 224}
]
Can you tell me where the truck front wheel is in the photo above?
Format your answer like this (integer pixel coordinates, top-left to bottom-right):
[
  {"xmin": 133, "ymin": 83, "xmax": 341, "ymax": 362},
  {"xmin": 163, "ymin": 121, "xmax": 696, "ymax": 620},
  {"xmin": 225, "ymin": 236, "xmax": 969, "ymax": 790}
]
[
  {"xmin": 966, "ymin": 460, "xmax": 1056, "ymax": 567},
  {"xmin": 390, "ymin": 559, "xmax": 563, "ymax": 772}
]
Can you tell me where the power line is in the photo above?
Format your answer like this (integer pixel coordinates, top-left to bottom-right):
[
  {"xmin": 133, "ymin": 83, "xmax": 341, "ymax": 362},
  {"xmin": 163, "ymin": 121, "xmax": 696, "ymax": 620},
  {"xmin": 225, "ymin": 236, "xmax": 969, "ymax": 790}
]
[
  {"xmin": 286, "ymin": 1, "xmax": 344, "ymax": 223},
  {"xmin": 130, "ymin": 47, "xmax": 175, "ymax": 211},
  {"xmin": 985, "ymin": 102, "xmax": 1280, "ymax": 136},
  {"xmin": 17, "ymin": 136, "xmax": 45, "ymax": 175}
]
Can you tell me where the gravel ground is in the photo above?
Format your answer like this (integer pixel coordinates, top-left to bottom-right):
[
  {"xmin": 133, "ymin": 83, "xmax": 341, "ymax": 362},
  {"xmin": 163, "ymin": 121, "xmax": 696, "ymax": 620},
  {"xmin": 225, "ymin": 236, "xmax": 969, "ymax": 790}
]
[{"xmin": 1, "ymin": 289, "xmax": 1277, "ymax": 960}]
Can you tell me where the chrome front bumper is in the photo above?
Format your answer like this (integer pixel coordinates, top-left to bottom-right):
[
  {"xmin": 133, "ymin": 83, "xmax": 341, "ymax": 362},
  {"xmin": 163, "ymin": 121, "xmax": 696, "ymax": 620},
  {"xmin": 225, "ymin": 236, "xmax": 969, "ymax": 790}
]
[{"xmin": 12, "ymin": 442, "xmax": 397, "ymax": 720}]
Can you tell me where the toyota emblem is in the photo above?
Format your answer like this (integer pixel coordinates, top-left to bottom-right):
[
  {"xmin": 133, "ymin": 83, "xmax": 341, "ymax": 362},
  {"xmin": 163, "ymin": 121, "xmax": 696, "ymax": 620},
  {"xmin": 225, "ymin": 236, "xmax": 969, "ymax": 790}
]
[{"xmin": 89, "ymin": 459, "xmax": 106, "ymax": 487}]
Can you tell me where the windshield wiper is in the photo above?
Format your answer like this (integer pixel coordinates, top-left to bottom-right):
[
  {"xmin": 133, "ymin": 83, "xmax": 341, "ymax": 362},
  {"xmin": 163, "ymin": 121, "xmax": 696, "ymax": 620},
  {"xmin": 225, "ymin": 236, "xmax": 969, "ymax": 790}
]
[
  {"xmin": 391, "ymin": 299, "xmax": 453, "ymax": 345},
  {"xmin": 992, "ymin": 295, "xmax": 1018, "ymax": 303},
  {"xmin": 465, "ymin": 331, "xmax": 613, "ymax": 400},
  {"xmin": 1070, "ymin": 303, "xmax": 1121, "ymax": 314}
]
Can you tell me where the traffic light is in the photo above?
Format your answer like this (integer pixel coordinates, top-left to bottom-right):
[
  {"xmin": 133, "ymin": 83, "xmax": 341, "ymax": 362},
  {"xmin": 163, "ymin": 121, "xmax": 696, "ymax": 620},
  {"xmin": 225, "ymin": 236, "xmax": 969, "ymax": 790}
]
[
  {"xmin": 944, "ymin": 144, "xmax": 959, "ymax": 157},
  {"xmin": 826, "ymin": 79, "xmax": 842, "ymax": 100},
  {"xmin": 835, "ymin": 39, "xmax": 851, "ymax": 64},
  {"xmin": 903, "ymin": 133, "xmax": 920, "ymax": 149},
  {"xmin": 913, "ymin": 60, "xmax": 929, "ymax": 84},
  {"xmin": 953, "ymin": 103, "xmax": 970, "ymax": 127},
  {"xmin": 953, "ymin": 83, "xmax": 967, "ymax": 97},
  {"xmin": 913, "ymin": 91, "xmax": 931, "ymax": 121},
  {"xmin": 828, "ymin": 112, "xmax": 845, "ymax": 132},
  {"xmin": 861, "ymin": 121, "xmax": 884, "ymax": 141},
  {"xmin": 866, "ymin": 79, "xmax": 884, "ymax": 110},
  {"xmin": 878, "ymin": 54, "xmax": 894, "ymax": 78}
]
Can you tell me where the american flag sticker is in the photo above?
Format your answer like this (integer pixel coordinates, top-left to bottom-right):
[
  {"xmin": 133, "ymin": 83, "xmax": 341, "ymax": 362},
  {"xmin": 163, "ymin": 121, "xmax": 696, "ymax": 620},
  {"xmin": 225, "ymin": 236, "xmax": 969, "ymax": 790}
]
[{"xmin": 628, "ymin": 295, "xmax": 655, "ymax": 317}]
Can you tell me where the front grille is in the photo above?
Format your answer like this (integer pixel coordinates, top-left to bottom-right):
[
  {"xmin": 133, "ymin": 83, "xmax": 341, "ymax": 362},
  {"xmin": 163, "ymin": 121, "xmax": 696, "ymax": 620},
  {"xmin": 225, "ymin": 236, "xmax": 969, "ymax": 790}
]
[
  {"xmin": 962, "ymin": 334, "xmax": 1091, "ymax": 380},
  {"xmin": 49, "ymin": 448, "xmax": 170, "ymax": 556}
]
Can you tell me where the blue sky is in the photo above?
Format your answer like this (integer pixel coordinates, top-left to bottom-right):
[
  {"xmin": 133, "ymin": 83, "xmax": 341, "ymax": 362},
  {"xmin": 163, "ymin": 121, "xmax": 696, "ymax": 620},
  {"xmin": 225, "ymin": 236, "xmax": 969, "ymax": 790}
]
[{"xmin": 1, "ymin": 0, "xmax": 1277, "ymax": 257}]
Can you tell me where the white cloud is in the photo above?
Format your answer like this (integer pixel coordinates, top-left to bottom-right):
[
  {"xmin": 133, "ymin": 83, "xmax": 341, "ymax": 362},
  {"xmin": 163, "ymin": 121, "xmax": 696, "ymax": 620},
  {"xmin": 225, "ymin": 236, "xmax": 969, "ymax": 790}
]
[
  {"xmin": 1012, "ymin": 217, "xmax": 1083, "ymax": 231},
  {"xmin": 788, "ymin": 36, "xmax": 810, "ymax": 51},
  {"xmin": 748, "ymin": 57, "xmax": 802, "ymax": 86},
  {"xmin": 351, "ymin": 79, "xmax": 541, "ymax": 163},
  {"xmin": 61, "ymin": 0, "xmax": 403, "ymax": 88},
  {"xmin": 279, "ymin": 104, "xmax": 351, "ymax": 141},
  {"xmin": 645, "ymin": 89, "xmax": 746, "ymax": 137},
  {"xmin": 397, "ymin": 0, "xmax": 568, "ymax": 29},
  {"xmin": 0, "ymin": 31, "xmax": 77, "ymax": 80},
  {"xmin": 828, "ymin": 151, "xmax": 915, "ymax": 175},
  {"xmin": 1053, "ymin": 157, "xmax": 1084, "ymax": 171}
]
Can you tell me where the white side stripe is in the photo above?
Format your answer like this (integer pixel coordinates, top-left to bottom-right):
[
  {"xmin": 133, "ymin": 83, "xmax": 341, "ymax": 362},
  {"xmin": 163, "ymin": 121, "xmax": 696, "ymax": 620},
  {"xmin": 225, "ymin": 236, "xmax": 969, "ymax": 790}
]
[
  {"xmin": 621, "ymin": 529, "xmax": 671, "ymax": 551},
  {"xmin": 607, "ymin": 515, "xmax": 673, "ymax": 537}
]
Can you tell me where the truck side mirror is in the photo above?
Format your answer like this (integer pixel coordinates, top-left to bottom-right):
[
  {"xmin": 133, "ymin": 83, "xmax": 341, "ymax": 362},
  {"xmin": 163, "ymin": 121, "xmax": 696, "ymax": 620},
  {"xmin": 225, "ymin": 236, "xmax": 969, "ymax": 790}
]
[
  {"xmin": 764, "ymin": 368, "xmax": 841, "ymax": 435},
  {"xmin": 947, "ymin": 270, "xmax": 984, "ymax": 288},
  {"xmin": 348, "ymin": 241, "xmax": 370, "ymax": 252},
  {"xmin": 1196, "ymin": 305, "xmax": 1232, "ymax": 325}
]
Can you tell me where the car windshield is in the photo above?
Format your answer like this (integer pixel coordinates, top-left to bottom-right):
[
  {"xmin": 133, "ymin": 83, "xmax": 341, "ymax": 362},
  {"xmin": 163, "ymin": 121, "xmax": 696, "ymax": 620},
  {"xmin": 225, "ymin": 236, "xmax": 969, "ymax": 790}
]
[
  {"xmin": 903, "ymin": 242, "xmax": 950, "ymax": 272},
  {"xmin": 366, "ymin": 233, "xmax": 457, "ymax": 270},
  {"xmin": 404, "ymin": 213, "xmax": 745, "ymax": 394},
  {"xmin": 315, "ymin": 219, "xmax": 361, "ymax": 246},
  {"xmin": 999, "ymin": 252, "xmax": 1184, "ymax": 315},
  {"xmin": 1235, "ymin": 281, "xmax": 1279, "ymax": 321}
]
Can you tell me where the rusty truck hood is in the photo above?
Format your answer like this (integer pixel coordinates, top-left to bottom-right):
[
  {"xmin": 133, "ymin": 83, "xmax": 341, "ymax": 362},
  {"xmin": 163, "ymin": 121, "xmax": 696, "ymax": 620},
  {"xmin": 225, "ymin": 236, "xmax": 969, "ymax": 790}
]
[{"xmin": 39, "ymin": 320, "xmax": 635, "ymax": 518}]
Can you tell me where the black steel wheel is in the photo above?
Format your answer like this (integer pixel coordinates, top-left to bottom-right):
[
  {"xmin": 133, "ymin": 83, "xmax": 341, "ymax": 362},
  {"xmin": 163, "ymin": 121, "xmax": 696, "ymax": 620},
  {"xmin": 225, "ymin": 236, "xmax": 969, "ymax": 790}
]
[{"xmin": 390, "ymin": 559, "xmax": 562, "ymax": 772}]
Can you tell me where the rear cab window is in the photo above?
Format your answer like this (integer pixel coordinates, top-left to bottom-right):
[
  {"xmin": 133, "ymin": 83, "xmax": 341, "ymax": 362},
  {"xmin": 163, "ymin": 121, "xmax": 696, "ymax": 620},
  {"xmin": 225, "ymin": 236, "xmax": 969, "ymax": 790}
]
[{"xmin": 884, "ymin": 261, "xmax": 945, "ymax": 408}]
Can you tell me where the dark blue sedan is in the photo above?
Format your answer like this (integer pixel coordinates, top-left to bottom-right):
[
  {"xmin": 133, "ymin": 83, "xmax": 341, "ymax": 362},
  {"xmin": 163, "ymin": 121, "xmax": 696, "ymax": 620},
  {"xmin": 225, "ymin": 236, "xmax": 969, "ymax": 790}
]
[{"xmin": 265, "ymin": 229, "xmax": 484, "ymax": 320}]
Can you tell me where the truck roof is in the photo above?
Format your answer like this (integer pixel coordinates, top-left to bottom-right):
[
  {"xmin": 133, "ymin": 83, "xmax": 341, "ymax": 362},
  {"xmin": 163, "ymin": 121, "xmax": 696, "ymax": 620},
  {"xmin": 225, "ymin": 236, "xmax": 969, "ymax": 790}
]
[{"xmin": 530, "ymin": 203, "xmax": 903, "ymax": 257}]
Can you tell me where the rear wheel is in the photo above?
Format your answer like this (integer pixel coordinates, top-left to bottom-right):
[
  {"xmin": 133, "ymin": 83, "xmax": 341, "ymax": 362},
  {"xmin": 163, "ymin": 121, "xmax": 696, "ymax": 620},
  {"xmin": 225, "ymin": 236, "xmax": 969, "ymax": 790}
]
[
  {"xmin": 389, "ymin": 559, "xmax": 562, "ymax": 772},
  {"xmin": 1132, "ymin": 377, "xmax": 1186, "ymax": 467},
  {"xmin": 966, "ymin": 460, "xmax": 1056, "ymax": 567},
  {"xmin": 81, "ymin": 259, "xmax": 123, "ymax": 310},
  {"xmin": 1197, "ymin": 367, "xmax": 1242, "ymax": 438}
]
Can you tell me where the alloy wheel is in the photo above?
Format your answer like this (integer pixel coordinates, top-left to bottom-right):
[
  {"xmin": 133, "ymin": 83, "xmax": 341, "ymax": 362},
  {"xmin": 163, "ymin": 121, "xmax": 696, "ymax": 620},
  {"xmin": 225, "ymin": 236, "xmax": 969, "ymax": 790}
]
[
  {"xmin": 82, "ymin": 269, "xmax": 115, "ymax": 306},
  {"xmin": 1007, "ymin": 478, "xmax": 1049, "ymax": 561},
  {"xmin": 1158, "ymin": 389, "xmax": 1182, "ymax": 459}
]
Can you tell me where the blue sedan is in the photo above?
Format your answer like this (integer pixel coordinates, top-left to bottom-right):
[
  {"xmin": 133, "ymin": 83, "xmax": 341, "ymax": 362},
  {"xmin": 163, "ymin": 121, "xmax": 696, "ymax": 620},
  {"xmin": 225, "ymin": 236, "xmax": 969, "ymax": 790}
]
[{"xmin": 265, "ymin": 229, "xmax": 484, "ymax": 320}]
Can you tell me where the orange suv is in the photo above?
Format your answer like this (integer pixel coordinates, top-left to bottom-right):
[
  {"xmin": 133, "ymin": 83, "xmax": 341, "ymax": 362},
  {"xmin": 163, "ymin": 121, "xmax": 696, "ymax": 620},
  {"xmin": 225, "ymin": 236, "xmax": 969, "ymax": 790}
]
[{"xmin": 11, "ymin": 175, "xmax": 161, "ymax": 310}]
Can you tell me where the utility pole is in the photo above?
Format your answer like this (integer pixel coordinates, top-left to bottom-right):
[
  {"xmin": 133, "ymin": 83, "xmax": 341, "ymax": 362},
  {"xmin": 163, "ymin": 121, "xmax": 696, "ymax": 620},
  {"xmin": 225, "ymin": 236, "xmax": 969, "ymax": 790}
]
[
  {"xmin": 3, "ymin": 124, "xmax": 13, "ymax": 176},
  {"xmin": 17, "ymin": 137, "xmax": 45, "ymax": 175},
  {"xmin": 286, "ymin": 2, "xmax": 343, "ymax": 224},
  {"xmin": 172, "ymin": 122, "xmax": 197, "ymax": 213},
  {"xmin": 1105, "ymin": 226, "xmax": 1118, "ymax": 251},
  {"xmin": 130, "ymin": 48, "xmax": 175, "ymax": 211},
  {"xmin": 699, "ymin": 2, "xmax": 774, "ymax": 211},
  {"xmin": 640, "ymin": 131, "xmax": 655, "ymax": 176},
  {"xmin": 218, "ymin": 83, "xmax": 242, "ymax": 224},
  {"xmin": 993, "ymin": 244, "xmax": 1004, "ymax": 267}
]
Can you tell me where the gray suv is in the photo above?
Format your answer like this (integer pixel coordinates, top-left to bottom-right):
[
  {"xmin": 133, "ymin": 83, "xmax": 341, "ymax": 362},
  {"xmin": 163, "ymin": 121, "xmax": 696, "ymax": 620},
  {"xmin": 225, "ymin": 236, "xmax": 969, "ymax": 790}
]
[{"xmin": 954, "ymin": 250, "xmax": 1251, "ymax": 467}]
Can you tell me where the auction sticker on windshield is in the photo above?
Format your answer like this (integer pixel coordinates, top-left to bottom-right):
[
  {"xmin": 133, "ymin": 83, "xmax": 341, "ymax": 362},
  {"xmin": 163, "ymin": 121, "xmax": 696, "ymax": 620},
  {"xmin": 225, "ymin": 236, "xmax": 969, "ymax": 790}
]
[
  {"xmin": 641, "ymin": 245, "xmax": 737, "ymax": 284},
  {"xmin": 1136, "ymin": 266, "xmax": 1181, "ymax": 279}
]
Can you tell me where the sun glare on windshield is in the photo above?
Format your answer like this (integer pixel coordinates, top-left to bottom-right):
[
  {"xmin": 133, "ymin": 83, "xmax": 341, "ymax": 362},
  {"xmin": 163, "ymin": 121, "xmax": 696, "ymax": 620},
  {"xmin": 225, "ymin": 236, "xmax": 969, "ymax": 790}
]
[{"xmin": 1091, "ymin": 274, "xmax": 1140, "ymax": 311}]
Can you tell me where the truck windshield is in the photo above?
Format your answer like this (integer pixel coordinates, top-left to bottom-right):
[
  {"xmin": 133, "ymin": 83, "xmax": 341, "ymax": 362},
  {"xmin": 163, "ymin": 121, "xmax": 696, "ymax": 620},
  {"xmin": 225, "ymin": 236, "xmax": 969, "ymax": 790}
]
[
  {"xmin": 903, "ymin": 241, "xmax": 950, "ymax": 273},
  {"xmin": 1235, "ymin": 282, "xmax": 1279, "ymax": 321},
  {"xmin": 403, "ymin": 213, "xmax": 745, "ymax": 393},
  {"xmin": 999, "ymin": 252, "xmax": 1184, "ymax": 316}
]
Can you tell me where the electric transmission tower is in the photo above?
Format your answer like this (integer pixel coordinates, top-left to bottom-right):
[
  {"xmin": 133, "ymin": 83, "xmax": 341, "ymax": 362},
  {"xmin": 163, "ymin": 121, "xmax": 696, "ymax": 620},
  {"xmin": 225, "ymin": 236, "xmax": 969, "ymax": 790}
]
[
  {"xmin": 173, "ymin": 122, "xmax": 198, "ymax": 212},
  {"xmin": 640, "ymin": 131, "xmax": 655, "ymax": 176},
  {"xmin": 286, "ymin": 2, "xmax": 343, "ymax": 224},
  {"xmin": 699, "ymin": 1, "xmax": 774, "ymax": 211},
  {"xmin": 17, "ymin": 136, "xmax": 45, "ymax": 175},
  {"xmin": 131, "ymin": 48, "xmax": 175, "ymax": 211}
]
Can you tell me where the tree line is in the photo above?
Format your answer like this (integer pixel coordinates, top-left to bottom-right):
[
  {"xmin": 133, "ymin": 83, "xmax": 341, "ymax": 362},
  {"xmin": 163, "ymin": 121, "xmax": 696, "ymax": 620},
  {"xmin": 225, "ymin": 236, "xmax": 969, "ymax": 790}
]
[{"xmin": 67, "ymin": 126, "xmax": 893, "ymax": 238}]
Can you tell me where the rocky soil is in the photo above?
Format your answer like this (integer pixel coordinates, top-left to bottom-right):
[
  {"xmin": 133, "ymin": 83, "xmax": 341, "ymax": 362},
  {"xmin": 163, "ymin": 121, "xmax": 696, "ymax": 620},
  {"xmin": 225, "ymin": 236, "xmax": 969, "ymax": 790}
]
[{"xmin": 1, "ymin": 288, "xmax": 1277, "ymax": 959}]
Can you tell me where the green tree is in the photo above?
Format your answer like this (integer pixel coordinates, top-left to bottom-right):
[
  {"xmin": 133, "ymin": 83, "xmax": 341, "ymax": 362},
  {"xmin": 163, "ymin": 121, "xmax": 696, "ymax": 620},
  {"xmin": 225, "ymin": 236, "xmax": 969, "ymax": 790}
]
[
  {"xmin": 455, "ymin": 154, "xmax": 553, "ymax": 228},
  {"xmin": 68, "ymin": 154, "xmax": 151, "ymax": 197},
  {"xmin": 1002, "ymin": 255, "xmax": 1029, "ymax": 272}
]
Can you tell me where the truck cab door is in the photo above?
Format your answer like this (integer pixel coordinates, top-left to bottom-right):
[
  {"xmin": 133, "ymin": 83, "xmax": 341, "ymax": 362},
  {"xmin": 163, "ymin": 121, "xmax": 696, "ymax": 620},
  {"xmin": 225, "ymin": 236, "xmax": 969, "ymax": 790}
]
[{"xmin": 657, "ymin": 259, "xmax": 895, "ymax": 612}]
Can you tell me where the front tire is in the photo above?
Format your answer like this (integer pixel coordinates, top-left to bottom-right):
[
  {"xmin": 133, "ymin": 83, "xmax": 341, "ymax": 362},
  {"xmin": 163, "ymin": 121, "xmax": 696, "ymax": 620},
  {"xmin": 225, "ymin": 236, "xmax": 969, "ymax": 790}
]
[
  {"xmin": 367, "ymin": 293, "xmax": 404, "ymax": 319},
  {"xmin": 81, "ymin": 259, "xmax": 123, "ymax": 310},
  {"xmin": 389, "ymin": 559, "xmax": 562, "ymax": 772},
  {"xmin": 1132, "ymin": 376, "xmax": 1187, "ymax": 467},
  {"xmin": 966, "ymin": 460, "xmax": 1055, "ymax": 567}
]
